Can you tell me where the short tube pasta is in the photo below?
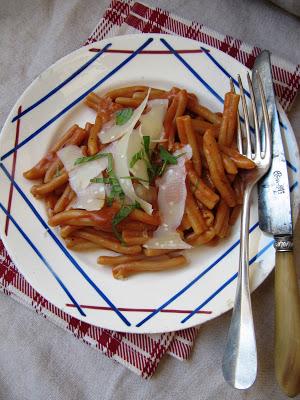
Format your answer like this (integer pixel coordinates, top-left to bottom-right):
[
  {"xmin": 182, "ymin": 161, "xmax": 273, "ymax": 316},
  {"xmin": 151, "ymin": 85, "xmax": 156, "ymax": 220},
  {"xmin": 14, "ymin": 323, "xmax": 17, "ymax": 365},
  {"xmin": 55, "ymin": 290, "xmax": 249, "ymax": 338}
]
[{"xmin": 24, "ymin": 84, "xmax": 255, "ymax": 279}]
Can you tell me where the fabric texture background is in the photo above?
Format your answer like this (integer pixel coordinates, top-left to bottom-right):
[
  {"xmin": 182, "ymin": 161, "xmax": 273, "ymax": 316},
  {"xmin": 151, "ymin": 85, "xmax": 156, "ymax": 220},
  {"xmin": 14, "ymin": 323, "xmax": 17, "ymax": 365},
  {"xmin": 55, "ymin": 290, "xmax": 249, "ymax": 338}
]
[
  {"xmin": 0, "ymin": 0, "xmax": 299, "ymax": 399},
  {"xmin": 269, "ymin": 0, "xmax": 300, "ymax": 16}
]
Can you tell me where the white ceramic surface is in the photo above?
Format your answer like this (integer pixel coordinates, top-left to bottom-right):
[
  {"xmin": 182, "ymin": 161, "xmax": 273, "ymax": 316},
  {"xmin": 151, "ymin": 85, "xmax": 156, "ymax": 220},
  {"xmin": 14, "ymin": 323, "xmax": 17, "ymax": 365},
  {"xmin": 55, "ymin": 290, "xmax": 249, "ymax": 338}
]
[{"xmin": 0, "ymin": 34, "xmax": 299, "ymax": 333}]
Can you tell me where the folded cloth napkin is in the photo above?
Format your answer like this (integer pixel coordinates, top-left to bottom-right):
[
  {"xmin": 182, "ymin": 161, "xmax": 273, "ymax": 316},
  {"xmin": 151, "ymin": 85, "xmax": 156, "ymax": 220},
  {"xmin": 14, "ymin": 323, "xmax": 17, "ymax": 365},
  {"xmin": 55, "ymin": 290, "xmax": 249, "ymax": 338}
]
[{"xmin": 0, "ymin": 0, "xmax": 299, "ymax": 379}]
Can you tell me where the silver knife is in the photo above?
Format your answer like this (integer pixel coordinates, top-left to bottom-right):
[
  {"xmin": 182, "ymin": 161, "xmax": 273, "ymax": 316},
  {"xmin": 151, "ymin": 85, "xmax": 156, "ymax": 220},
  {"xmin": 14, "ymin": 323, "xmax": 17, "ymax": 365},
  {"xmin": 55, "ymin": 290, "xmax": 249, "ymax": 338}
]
[{"xmin": 253, "ymin": 50, "xmax": 300, "ymax": 397}]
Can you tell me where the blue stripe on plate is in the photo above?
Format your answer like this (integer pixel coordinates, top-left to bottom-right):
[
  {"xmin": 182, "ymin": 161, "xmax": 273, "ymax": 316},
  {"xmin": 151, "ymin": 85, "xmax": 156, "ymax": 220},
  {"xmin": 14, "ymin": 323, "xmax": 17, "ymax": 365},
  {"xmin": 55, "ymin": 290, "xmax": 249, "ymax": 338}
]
[
  {"xmin": 137, "ymin": 177, "xmax": 298, "ymax": 327},
  {"xmin": 11, "ymin": 43, "xmax": 112, "ymax": 123},
  {"xmin": 200, "ymin": 45, "xmax": 295, "ymax": 143},
  {"xmin": 163, "ymin": 39, "xmax": 297, "ymax": 174},
  {"xmin": 290, "ymin": 181, "xmax": 298, "ymax": 192},
  {"xmin": 1, "ymin": 38, "xmax": 153, "ymax": 161},
  {"xmin": 160, "ymin": 38, "xmax": 224, "ymax": 104},
  {"xmin": 286, "ymin": 160, "xmax": 298, "ymax": 173},
  {"xmin": 200, "ymin": 46, "xmax": 250, "ymax": 98},
  {"xmin": 200, "ymin": 46, "xmax": 290, "ymax": 133},
  {"xmin": 200, "ymin": 46, "xmax": 293, "ymax": 161},
  {"xmin": 0, "ymin": 202, "xmax": 86, "ymax": 317},
  {"xmin": 0, "ymin": 163, "xmax": 131, "ymax": 326},
  {"xmin": 135, "ymin": 222, "xmax": 259, "ymax": 327},
  {"xmin": 161, "ymin": 39, "xmax": 258, "ymax": 136},
  {"xmin": 280, "ymin": 121, "xmax": 287, "ymax": 130},
  {"xmin": 181, "ymin": 240, "xmax": 274, "ymax": 323}
]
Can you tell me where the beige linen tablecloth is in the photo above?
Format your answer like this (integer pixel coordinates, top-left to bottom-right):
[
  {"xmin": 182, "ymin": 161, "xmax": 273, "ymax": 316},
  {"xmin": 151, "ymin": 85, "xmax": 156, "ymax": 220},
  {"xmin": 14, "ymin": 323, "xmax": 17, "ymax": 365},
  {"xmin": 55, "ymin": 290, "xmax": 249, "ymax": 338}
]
[{"xmin": 0, "ymin": 0, "xmax": 299, "ymax": 399}]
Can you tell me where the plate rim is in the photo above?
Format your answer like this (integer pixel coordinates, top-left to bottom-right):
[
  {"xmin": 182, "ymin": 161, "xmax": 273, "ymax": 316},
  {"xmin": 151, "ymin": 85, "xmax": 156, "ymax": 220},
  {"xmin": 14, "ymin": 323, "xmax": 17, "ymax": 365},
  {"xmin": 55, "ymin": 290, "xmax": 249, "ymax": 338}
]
[{"xmin": 0, "ymin": 33, "xmax": 299, "ymax": 333}]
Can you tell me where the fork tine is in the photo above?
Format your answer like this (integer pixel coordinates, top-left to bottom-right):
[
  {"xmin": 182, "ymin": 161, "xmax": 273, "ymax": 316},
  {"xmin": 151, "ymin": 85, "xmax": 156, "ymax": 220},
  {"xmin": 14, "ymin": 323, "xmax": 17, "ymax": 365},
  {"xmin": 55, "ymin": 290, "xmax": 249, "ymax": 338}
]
[
  {"xmin": 238, "ymin": 75, "xmax": 252, "ymax": 158},
  {"xmin": 247, "ymin": 72, "xmax": 261, "ymax": 157},
  {"xmin": 230, "ymin": 78, "xmax": 243, "ymax": 153},
  {"xmin": 236, "ymin": 104, "xmax": 243, "ymax": 154},
  {"xmin": 256, "ymin": 71, "xmax": 271, "ymax": 163},
  {"xmin": 229, "ymin": 77, "xmax": 235, "ymax": 93}
]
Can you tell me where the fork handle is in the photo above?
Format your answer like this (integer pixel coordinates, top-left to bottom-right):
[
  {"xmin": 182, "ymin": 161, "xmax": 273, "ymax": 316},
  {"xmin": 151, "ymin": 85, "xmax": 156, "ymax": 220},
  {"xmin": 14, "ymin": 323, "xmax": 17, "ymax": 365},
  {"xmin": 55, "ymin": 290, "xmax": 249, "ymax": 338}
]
[
  {"xmin": 222, "ymin": 189, "xmax": 257, "ymax": 389},
  {"xmin": 274, "ymin": 241, "xmax": 300, "ymax": 397}
]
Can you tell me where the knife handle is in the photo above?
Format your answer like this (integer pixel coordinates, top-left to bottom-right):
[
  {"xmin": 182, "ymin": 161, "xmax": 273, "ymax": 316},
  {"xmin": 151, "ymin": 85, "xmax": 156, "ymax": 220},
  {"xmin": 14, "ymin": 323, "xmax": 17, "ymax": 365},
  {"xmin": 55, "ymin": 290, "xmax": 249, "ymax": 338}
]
[{"xmin": 274, "ymin": 240, "xmax": 300, "ymax": 397}]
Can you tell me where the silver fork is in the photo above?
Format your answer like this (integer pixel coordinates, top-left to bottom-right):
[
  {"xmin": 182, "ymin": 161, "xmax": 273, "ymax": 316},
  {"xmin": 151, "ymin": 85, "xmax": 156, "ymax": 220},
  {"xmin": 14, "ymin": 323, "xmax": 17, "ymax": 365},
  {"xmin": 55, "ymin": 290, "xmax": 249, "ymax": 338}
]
[{"xmin": 222, "ymin": 72, "xmax": 272, "ymax": 389}]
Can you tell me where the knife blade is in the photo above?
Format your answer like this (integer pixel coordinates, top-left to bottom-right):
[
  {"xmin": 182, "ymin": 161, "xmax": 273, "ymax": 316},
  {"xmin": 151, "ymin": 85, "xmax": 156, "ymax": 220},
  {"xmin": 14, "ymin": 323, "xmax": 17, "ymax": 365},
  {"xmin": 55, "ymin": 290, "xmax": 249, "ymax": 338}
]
[
  {"xmin": 253, "ymin": 50, "xmax": 300, "ymax": 398},
  {"xmin": 254, "ymin": 51, "xmax": 293, "ymax": 241}
]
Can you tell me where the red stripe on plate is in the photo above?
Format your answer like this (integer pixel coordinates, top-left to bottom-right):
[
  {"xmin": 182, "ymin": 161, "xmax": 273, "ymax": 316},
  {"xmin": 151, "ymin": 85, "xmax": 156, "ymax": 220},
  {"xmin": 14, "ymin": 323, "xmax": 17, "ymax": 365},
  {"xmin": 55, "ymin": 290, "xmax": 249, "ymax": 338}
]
[
  {"xmin": 88, "ymin": 48, "xmax": 205, "ymax": 54},
  {"xmin": 5, "ymin": 105, "xmax": 22, "ymax": 236},
  {"xmin": 65, "ymin": 304, "xmax": 212, "ymax": 314}
]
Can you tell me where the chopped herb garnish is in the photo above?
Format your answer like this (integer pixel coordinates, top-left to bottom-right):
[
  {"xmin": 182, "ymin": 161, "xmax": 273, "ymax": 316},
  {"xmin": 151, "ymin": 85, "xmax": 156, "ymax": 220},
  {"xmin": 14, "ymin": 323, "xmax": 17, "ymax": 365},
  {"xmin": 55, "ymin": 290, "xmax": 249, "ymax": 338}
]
[
  {"xmin": 112, "ymin": 204, "xmax": 137, "ymax": 225},
  {"xmin": 158, "ymin": 161, "xmax": 167, "ymax": 177},
  {"xmin": 129, "ymin": 149, "xmax": 144, "ymax": 168},
  {"xmin": 130, "ymin": 143, "xmax": 185, "ymax": 181},
  {"xmin": 90, "ymin": 177, "xmax": 118, "ymax": 184},
  {"xmin": 120, "ymin": 176, "xmax": 149, "ymax": 183},
  {"xmin": 129, "ymin": 135, "xmax": 156, "ymax": 183},
  {"xmin": 142, "ymin": 135, "xmax": 161, "ymax": 182},
  {"xmin": 107, "ymin": 174, "xmax": 124, "ymax": 206},
  {"xmin": 106, "ymin": 153, "xmax": 113, "ymax": 173},
  {"xmin": 147, "ymin": 163, "xmax": 160, "ymax": 181},
  {"xmin": 175, "ymin": 152, "xmax": 186, "ymax": 159},
  {"xmin": 143, "ymin": 136, "xmax": 150, "ymax": 158},
  {"xmin": 159, "ymin": 146, "xmax": 178, "ymax": 165},
  {"xmin": 79, "ymin": 152, "xmax": 123, "ymax": 205},
  {"xmin": 129, "ymin": 136, "xmax": 151, "ymax": 169},
  {"xmin": 115, "ymin": 108, "xmax": 134, "ymax": 126},
  {"xmin": 112, "ymin": 202, "xmax": 141, "ymax": 241},
  {"xmin": 74, "ymin": 152, "xmax": 111, "ymax": 166},
  {"xmin": 156, "ymin": 147, "xmax": 186, "ymax": 177}
]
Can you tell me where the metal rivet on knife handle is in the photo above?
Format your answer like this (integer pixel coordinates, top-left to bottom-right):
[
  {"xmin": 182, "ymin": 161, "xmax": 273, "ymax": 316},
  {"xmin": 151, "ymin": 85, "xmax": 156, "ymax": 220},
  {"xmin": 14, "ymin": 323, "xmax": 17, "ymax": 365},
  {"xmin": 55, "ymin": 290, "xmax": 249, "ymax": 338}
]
[{"xmin": 274, "ymin": 235, "xmax": 293, "ymax": 252}]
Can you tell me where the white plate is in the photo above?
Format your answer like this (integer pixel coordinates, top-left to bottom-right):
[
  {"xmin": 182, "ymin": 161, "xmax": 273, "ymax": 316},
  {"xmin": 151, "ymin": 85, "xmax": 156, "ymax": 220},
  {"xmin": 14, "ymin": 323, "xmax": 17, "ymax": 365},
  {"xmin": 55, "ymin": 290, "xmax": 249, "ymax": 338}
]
[{"xmin": 0, "ymin": 34, "xmax": 299, "ymax": 333}]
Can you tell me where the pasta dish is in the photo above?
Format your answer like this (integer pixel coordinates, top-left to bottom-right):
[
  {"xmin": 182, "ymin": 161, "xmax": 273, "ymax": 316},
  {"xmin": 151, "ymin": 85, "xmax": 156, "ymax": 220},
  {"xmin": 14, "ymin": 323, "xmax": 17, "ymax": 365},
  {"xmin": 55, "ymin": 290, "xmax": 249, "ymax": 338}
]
[{"xmin": 24, "ymin": 85, "xmax": 255, "ymax": 279}]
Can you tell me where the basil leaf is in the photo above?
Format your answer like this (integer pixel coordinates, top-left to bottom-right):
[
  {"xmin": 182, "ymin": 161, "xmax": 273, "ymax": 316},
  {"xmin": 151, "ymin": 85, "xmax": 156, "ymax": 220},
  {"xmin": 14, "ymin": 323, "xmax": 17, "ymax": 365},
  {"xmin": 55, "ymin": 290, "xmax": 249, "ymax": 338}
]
[
  {"xmin": 143, "ymin": 136, "xmax": 150, "ymax": 158},
  {"xmin": 90, "ymin": 175, "xmax": 124, "ymax": 206},
  {"xmin": 112, "ymin": 205, "xmax": 135, "ymax": 226},
  {"xmin": 147, "ymin": 164, "xmax": 159, "ymax": 182},
  {"xmin": 108, "ymin": 185, "xmax": 124, "ymax": 206},
  {"xmin": 112, "ymin": 203, "xmax": 140, "ymax": 241},
  {"xmin": 175, "ymin": 152, "xmax": 186, "ymax": 159},
  {"xmin": 129, "ymin": 149, "xmax": 144, "ymax": 168},
  {"xmin": 90, "ymin": 177, "xmax": 118, "ymax": 184},
  {"xmin": 79, "ymin": 151, "xmax": 125, "ymax": 205},
  {"xmin": 120, "ymin": 176, "xmax": 149, "ymax": 183},
  {"xmin": 159, "ymin": 146, "xmax": 178, "ymax": 165},
  {"xmin": 158, "ymin": 161, "xmax": 167, "ymax": 177},
  {"xmin": 115, "ymin": 108, "xmax": 134, "ymax": 126},
  {"xmin": 74, "ymin": 152, "xmax": 111, "ymax": 166},
  {"xmin": 106, "ymin": 153, "xmax": 113, "ymax": 173},
  {"xmin": 107, "ymin": 171, "xmax": 125, "ymax": 206}
]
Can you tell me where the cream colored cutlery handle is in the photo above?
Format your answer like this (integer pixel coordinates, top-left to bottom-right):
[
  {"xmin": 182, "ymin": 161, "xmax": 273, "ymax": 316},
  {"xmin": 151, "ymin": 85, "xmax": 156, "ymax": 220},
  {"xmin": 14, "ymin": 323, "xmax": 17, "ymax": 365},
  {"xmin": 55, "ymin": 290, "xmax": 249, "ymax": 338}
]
[{"xmin": 275, "ymin": 250, "xmax": 300, "ymax": 397}]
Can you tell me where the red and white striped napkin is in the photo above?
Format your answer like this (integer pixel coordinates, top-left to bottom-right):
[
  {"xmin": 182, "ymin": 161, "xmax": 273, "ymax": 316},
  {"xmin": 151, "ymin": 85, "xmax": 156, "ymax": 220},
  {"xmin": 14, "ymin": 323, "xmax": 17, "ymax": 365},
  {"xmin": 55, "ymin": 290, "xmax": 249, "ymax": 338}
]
[{"xmin": 1, "ymin": 0, "xmax": 299, "ymax": 379}]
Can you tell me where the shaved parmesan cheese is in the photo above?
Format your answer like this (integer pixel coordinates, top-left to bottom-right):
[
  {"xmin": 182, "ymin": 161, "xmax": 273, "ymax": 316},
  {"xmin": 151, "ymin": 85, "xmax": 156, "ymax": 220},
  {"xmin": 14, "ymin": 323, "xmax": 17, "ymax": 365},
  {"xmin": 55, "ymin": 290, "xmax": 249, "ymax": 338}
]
[
  {"xmin": 69, "ymin": 158, "xmax": 108, "ymax": 192},
  {"xmin": 99, "ymin": 90, "xmax": 150, "ymax": 144},
  {"xmin": 140, "ymin": 99, "xmax": 168, "ymax": 149},
  {"xmin": 113, "ymin": 130, "xmax": 153, "ymax": 215},
  {"xmin": 72, "ymin": 176, "xmax": 106, "ymax": 211},
  {"xmin": 126, "ymin": 100, "xmax": 168, "ymax": 188},
  {"xmin": 58, "ymin": 145, "xmax": 109, "ymax": 191},
  {"xmin": 57, "ymin": 145, "xmax": 82, "ymax": 172},
  {"xmin": 144, "ymin": 145, "xmax": 192, "ymax": 249},
  {"xmin": 127, "ymin": 128, "xmax": 149, "ymax": 188},
  {"xmin": 57, "ymin": 145, "xmax": 108, "ymax": 211},
  {"xmin": 145, "ymin": 230, "xmax": 190, "ymax": 249}
]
